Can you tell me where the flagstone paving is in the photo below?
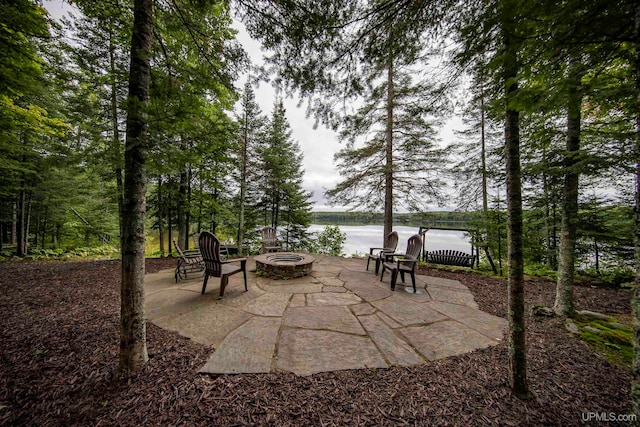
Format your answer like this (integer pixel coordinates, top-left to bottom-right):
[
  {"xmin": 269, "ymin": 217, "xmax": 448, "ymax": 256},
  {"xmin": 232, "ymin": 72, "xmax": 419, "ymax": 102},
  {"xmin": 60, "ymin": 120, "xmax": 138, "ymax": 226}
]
[{"xmin": 145, "ymin": 255, "xmax": 507, "ymax": 376}]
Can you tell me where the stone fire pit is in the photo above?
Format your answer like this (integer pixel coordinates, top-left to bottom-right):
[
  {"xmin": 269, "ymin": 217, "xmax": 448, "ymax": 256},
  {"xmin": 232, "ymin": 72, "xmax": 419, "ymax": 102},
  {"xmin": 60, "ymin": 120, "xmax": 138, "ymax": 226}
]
[{"xmin": 255, "ymin": 253, "xmax": 315, "ymax": 280}]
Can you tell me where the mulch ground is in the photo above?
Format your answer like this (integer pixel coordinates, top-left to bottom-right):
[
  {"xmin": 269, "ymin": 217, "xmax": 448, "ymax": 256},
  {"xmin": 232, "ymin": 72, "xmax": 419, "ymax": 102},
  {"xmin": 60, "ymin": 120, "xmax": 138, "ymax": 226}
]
[{"xmin": 0, "ymin": 258, "xmax": 634, "ymax": 426}]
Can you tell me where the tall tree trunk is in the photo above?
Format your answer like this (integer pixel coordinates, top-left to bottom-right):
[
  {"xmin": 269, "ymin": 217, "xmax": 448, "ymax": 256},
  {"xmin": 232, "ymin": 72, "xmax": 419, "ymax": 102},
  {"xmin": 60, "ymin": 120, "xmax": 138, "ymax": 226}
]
[
  {"xmin": 502, "ymin": 4, "xmax": 529, "ymax": 398},
  {"xmin": 116, "ymin": 0, "xmax": 152, "ymax": 380},
  {"xmin": 496, "ymin": 191, "xmax": 504, "ymax": 276},
  {"xmin": 238, "ymin": 116, "xmax": 248, "ymax": 255},
  {"xmin": 12, "ymin": 201, "xmax": 17, "ymax": 246},
  {"xmin": 554, "ymin": 56, "xmax": 582, "ymax": 317},
  {"xmin": 185, "ymin": 167, "xmax": 192, "ymax": 248},
  {"xmin": 197, "ymin": 174, "xmax": 203, "ymax": 233},
  {"xmin": 168, "ymin": 205, "xmax": 173, "ymax": 254},
  {"xmin": 16, "ymin": 176, "xmax": 27, "ymax": 257},
  {"xmin": 594, "ymin": 237, "xmax": 600, "ymax": 274},
  {"xmin": 543, "ymin": 147, "xmax": 557, "ymax": 270},
  {"xmin": 41, "ymin": 206, "xmax": 47, "ymax": 249},
  {"xmin": 110, "ymin": 32, "xmax": 124, "ymax": 240},
  {"xmin": 16, "ymin": 192, "xmax": 24, "ymax": 256},
  {"xmin": 178, "ymin": 167, "xmax": 188, "ymax": 249},
  {"xmin": 383, "ymin": 58, "xmax": 394, "ymax": 247},
  {"xmin": 480, "ymin": 92, "xmax": 497, "ymax": 274},
  {"xmin": 631, "ymin": 0, "xmax": 640, "ymax": 417},
  {"xmin": 158, "ymin": 176, "xmax": 165, "ymax": 258},
  {"xmin": 25, "ymin": 191, "xmax": 32, "ymax": 253},
  {"xmin": 274, "ymin": 193, "xmax": 280, "ymax": 230}
]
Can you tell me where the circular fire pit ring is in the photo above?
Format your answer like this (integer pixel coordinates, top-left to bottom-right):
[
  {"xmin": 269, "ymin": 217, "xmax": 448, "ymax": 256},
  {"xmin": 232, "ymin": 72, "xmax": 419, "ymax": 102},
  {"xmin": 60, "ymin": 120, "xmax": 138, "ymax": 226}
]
[{"xmin": 255, "ymin": 252, "xmax": 315, "ymax": 280}]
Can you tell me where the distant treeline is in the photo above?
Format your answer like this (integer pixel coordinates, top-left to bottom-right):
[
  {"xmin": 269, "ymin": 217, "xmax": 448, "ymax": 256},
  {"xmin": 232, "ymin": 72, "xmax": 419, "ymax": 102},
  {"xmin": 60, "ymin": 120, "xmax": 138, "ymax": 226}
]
[{"xmin": 310, "ymin": 212, "xmax": 477, "ymax": 229}]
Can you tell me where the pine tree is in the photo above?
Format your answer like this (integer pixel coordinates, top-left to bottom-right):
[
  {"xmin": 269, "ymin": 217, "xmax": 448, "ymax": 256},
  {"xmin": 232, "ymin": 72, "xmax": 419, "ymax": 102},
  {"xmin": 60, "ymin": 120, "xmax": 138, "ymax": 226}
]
[
  {"xmin": 236, "ymin": 81, "xmax": 266, "ymax": 254},
  {"xmin": 62, "ymin": 3, "xmax": 131, "ymax": 240},
  {"xmin": 145, "ymin": 0, "xmax": 242, "ymax": 248},
  {"xmin": 0, "ymin": 0, "xmax": 67, "ymax": 254},
  {"xmin": 258, "ymin": 100, "xmax": 312, "ymax": 249},
  {"xmin": 326, "ymin": 59, "xmax": 449, "ymax": 245},
  {"xmin": 450, "ymin": 70, "xmax": 504, "ymax": 273}
]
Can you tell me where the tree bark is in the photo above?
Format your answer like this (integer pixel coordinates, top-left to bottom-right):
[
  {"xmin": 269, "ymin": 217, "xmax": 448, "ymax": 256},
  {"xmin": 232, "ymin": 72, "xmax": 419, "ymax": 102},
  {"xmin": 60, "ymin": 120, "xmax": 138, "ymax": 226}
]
[
  {"xmin": 631, "ymin": 0, "xmax": 640, "ymax": 417},
  {"xmin": 158, "ymin": 176, "xmax": 165, "ymax": 258},
  {"xmin": 16, "ymin": 187, "xmax": 26, "ymax": 257},
  {"xmin": 16, "ymin": 150, "xmax": 28, "ymax": 257},
  {"xmin": 25, "ymin": 191, "xmax": 32, "ymax": 252},
  {"xmin": 116, "ymin": 0, "xmax": 152, "ymax": 380},
  {"xmin": 178, "ymin": 164, "xmax": 188, "ymax": 249},
  {"xmin": 543, "ymin": 147, "xmax": 557, "ymax": 270},
  {"xmin": 383, "ymin": 58, "xmax": 394, "ymax": 247},
  {"xmin": 554, "ymin": 56, "xmax": 581, "ymax": 317},
  {"xmin": 480, "ymin": 92, "xmax": 497, "ymax": 274},
  {"xmin": 502, "ymin": 4, "xmax": 529, "ymax": 398},
  {"xmin": 186, "ymin": 167, "xmax": 192, "ymax": 247},
  {"xmin": 12, "ymin": 201, "xmax": 17, "ymax": 246},
  {"xmin": 110, "ymin": 32, "xmax": 124, "ymax": 241},
  {"xmin": 238, "ymin": 115, "xmax": 248, "ymax": 255}
]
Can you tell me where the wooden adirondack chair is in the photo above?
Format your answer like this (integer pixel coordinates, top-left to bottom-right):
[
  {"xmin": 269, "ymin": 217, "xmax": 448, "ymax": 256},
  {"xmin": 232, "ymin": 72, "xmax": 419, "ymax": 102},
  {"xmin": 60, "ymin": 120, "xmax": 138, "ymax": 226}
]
[
  {"xmin": 261, "ymin": 226, "xmax": 281, "ymax": 253},
  {"xmin": 380, "ymin": 234, "xmax": 422, "ymax": 292},
  {"xmin": 173, "ymin": 239, "xmax": 204, "ymax": 283},
  {"xmin": 366, "ymin": 231, "xmax": 399, "ymax": 275},
  {"xmin": 199, "ymin": 231, "xmax": 247, "ymax": 299}
]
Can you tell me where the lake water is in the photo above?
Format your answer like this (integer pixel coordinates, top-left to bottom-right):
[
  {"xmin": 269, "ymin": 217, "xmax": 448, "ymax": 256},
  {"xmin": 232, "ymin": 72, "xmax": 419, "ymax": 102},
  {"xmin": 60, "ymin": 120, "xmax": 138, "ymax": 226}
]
[{"xmin": 308, "ymin": 224, "xmax": 472, "ymax": 257}]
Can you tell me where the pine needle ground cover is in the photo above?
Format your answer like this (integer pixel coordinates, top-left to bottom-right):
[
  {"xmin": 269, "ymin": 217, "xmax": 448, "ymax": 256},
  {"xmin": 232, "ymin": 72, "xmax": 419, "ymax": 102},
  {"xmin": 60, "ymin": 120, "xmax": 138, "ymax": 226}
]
[{"xmin": 0, "ymin": 259, "xmax": 632, "ymax": 426}]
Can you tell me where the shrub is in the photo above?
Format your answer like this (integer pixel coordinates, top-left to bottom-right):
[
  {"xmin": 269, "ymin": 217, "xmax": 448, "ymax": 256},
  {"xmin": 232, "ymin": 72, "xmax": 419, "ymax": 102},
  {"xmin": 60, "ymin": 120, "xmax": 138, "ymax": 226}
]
[{"xmin": 313, "ymin": 225, "xmax": 346, "ymax": 256}]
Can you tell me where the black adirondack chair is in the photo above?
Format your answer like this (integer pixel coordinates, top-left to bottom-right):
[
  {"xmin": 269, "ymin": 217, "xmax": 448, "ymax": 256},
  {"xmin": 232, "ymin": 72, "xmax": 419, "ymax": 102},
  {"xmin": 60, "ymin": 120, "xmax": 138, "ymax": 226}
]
[
  {"xmin": 366, "ymin": 231, "xmax": 399, "ymax": 275},
  {"xmin": 199, "ymin": 231, "xmax": 247, "ymax": 299},
  {"xmin": 380, "ymin": 234, "xmax": 422, "ymax": 292},
  {"xmin": 173, "ymin": 239, "xmax": 204, "ymax": 283}
]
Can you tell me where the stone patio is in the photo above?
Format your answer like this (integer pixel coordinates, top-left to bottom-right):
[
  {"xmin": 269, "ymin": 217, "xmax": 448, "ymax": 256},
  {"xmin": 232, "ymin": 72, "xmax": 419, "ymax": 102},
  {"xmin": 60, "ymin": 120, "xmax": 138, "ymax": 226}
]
[{"xmin": 145, "ymin": 255, "xmax": 507, "ymax": 376}]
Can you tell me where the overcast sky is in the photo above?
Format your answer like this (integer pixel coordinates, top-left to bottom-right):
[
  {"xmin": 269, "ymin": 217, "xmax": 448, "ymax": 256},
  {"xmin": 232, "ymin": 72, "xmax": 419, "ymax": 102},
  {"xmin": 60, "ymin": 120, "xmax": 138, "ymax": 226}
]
[
  {"xmin": 231, "ymin": 21, "xmax": 344, "ymax": 211},
  {"xmin": 43, "ymin": 1, "xmax": 460, "ymax": 212},
  {"xmin": 230, "ymin": 23, "xmax": 463, "ymax": 212}
]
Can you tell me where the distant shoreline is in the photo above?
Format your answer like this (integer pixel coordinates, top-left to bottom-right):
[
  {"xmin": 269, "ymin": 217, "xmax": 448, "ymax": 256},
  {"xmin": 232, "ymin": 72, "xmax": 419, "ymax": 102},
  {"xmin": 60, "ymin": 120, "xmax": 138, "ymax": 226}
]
[{"xmin": 309, "ymin": 211, "xmax": 476, "ymax": 230}]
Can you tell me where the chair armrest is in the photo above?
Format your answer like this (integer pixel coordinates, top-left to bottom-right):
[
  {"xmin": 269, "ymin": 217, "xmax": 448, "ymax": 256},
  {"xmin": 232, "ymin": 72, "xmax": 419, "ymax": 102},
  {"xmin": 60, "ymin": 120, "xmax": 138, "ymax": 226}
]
[
  {"xmin": 183, "ymin": 251, "xmax": 201, "ymax": 257},
  {"xmin": 382, "ymin": 252, "xmax": 404, "ymax": 262},
  {"xmin": 370, "ymin": 247, "xmax": 396, "ymax": 256},
  {"xmin": 181, "ymin": 253, "xmax": 202, "ymax": 263},
  {"xmin": 396, "ymin": 256, "xmax": 418, "ymax": 268},
  {"xmin": 222, "ymin": 257, "xmax": 247, "ymax": 266}
]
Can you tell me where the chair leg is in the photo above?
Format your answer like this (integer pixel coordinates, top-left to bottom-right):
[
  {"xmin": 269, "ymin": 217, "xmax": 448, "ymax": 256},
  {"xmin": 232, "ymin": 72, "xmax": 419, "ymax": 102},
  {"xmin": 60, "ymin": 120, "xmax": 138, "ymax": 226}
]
[
  {"xmin": 390, "ymin": 269, "xmax": 398, "ymax": 291},
  {"xmin": 219, "ymin": 275, "xmax": 228, "ymax": 299},
  {"xmin": 243, "ymin": 269, "xmax": 248, "ymax": 292},
  {"xmin": 374, "ymin": 258, "xmax": 381, "ymax": 275},
  {"xmin": 410, "ymin": 272, "xmax": 416, "ymax": 293},
  {"xmin": 400, "ymin": 271, "xmax": 405, "ymax": 283},
  {"xmin": 366, "ymin": 256, "xmax": 371, "ymax": 271},
  {"xmin": 380, "ymin": 266, "xmax": 385, "ymax": 282},
  {"xmin": 201, "ymin": 273, "xmax": 209, "ymax": 295}
]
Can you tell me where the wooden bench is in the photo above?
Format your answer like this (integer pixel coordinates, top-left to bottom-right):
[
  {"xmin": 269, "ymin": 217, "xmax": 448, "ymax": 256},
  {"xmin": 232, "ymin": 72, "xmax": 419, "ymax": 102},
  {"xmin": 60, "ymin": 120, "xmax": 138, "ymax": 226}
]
[{"xmin": 426, "ymin": 250, "xmax": 474, "ymax": 267}]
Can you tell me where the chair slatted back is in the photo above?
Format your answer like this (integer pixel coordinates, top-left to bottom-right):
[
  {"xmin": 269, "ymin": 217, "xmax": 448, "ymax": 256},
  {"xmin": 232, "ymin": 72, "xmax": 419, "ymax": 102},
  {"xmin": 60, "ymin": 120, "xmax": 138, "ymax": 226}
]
[
  {"xmin": 173, "ymin": 239, "xmax": 187, "ymax": 258},
  {"xmin": 199, "ymin": 231, "xmax": 223, "ymax": 278},
  {"xmin": 386, "ymin": 231, "xmax": 399, "ymax": 251},
  {"xmin": 405, "ymin": 234, "xmax": 422, "ymax": 260},
  {"xmin": 262, "ymin": 226, "xmax": 277, "ymax": 244}
]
